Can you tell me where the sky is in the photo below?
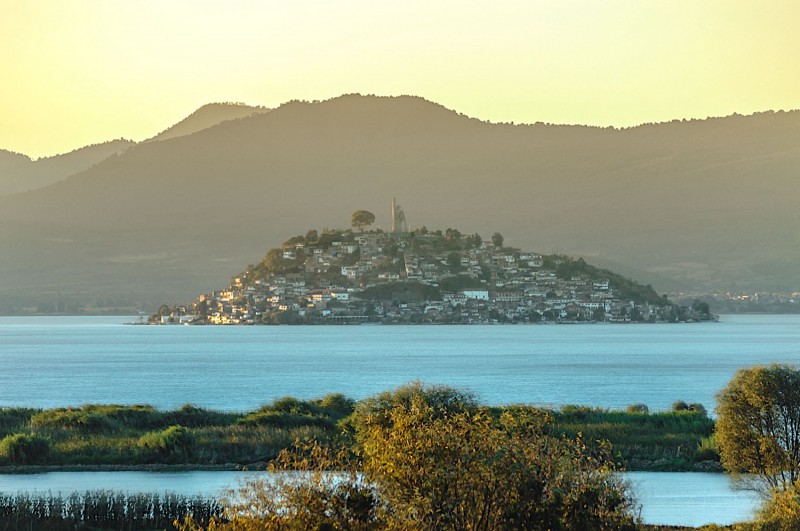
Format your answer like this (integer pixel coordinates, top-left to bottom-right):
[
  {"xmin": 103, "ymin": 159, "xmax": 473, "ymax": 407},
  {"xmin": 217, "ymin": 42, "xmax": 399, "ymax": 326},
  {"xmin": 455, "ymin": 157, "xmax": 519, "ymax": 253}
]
[{"xmin": 2, "ymin": 0, "xmax": 799, "ymax": 158}]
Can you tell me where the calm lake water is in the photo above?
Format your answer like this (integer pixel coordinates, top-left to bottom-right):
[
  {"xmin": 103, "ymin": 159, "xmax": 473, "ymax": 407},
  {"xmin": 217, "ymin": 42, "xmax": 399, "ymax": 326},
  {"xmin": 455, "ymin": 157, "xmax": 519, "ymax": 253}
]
[
  {"xmin": 0, "ymin": 314, "xmax": 798, "ymax": 412},
  {"xmin": 1, "ymin": 314, "xmax": 798, "ymax": 526}
]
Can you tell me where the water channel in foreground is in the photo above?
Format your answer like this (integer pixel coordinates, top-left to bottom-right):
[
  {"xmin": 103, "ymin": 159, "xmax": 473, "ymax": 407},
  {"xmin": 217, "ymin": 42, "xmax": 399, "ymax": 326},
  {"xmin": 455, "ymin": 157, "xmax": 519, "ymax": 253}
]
[{"xmin": 0, "ymin": 470, "xmax": 761, "ymax": 527}]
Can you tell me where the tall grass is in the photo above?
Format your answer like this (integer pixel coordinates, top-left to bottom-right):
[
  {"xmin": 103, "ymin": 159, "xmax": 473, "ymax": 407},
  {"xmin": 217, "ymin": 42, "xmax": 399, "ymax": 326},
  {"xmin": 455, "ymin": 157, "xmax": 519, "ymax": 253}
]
[
  {"xmin": 552, "ymin": 405, "xmax": 717, "ymax": 470},
  {"xmin": 0, "ymin": 395, "xmax": 352, "ymax": 468},
  {"xmin": 0, "ymin": 491, "xmax": 223, "ymax": 530}
]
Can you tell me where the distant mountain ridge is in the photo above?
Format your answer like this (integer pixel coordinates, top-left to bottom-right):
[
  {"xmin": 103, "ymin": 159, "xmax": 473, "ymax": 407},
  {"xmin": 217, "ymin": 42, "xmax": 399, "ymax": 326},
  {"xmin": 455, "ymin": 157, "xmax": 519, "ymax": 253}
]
[
  {"xmin": 0, "ymin": 95, "xmax": 797, "ymax": 311},
  {"xmin": 0, "ymin": 140, "xmax": 134, "ymax": 195},
  {"xmin": 0, "ymin": 149, "xmax": 30, "ymax": 166},
  {"xmin": 144, "ymin": 102, "xmax": 270, "ymax": 143},
  {"xmin": 0, "ymin": 102, "xmax": 270, "ymax": 197}
]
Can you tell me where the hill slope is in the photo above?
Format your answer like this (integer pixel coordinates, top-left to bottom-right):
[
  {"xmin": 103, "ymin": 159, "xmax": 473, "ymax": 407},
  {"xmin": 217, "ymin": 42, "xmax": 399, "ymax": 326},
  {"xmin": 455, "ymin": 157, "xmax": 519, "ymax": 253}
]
[
  {"xmin": 144, "ymin": 102, "xmax": 270, "ymax": 143},
  {"xmin": 0, "ymin": 103, "xmax": 269, "ymax": 197},
  {"xmin": 0, "ymin": 95, "xmax": 797, "ymax": 310},
  {"xmin": 0, "ymin": 140, "xmax": 133, "ymax": 196}
]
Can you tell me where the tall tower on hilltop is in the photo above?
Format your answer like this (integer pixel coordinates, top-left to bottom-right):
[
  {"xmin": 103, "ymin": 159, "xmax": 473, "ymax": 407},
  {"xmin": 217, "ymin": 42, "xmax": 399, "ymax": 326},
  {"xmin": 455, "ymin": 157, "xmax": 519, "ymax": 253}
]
[{"xmin": 391, "ymin": 198, "xmax": 408, "ymax": 233}]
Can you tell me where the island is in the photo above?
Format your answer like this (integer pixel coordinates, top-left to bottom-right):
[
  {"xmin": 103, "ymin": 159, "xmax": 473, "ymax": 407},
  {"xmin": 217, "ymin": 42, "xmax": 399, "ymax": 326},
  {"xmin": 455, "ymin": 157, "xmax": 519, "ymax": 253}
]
[{"xmin": 150, "ymin": 209, "xmax": 715, "ymax": 325}]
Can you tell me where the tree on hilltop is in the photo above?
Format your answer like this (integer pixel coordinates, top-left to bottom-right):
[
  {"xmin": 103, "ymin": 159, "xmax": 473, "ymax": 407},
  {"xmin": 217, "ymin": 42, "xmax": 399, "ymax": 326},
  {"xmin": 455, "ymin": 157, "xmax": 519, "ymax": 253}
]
[
  {"xmin": 351, "ymin": 210, "xmax": 375, "ymax": 232},
  {"xmin": 492, "ymin": 232, "xmax": 504, "ymax": 248}
]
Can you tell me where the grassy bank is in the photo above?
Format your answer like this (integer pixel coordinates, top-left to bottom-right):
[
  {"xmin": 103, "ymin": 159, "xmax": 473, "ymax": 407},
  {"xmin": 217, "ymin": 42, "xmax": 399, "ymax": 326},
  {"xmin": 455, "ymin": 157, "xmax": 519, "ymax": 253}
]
[
  {"xmin": 0, "ymin": 395, "xmax": 353, "ymax": 469},
  {"xmin": 551, "ymin": 405, "xmax": 718, "ymax": 471},
  {"xmin": 1, "ymin": 397, "xmax": 718, "ymax": 472}
]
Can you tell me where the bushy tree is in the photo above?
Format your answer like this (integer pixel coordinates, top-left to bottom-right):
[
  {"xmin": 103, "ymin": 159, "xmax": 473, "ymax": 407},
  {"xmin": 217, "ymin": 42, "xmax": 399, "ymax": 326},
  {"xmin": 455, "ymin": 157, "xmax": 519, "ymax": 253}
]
[
  {"xmin": 351, "ymin": 210, "xmax": 375, "ymax": 232},
  {"xmin": 491, "ymin": 232, "xmax": 504, "ymax": 248},
  {"xmin": 262, "ymin": 248, "xmax": 301, "ymax": 274},
  {"xmin": 355, "ymin": 383, "xmax": 636, "ymax": 529},
  {"xmin": 193, "ymin": 383, "xmax": 637, "ymax": 530},
  {"xmin": 716, "ymin": 365, "xmax": 800, "ymax": 492}
]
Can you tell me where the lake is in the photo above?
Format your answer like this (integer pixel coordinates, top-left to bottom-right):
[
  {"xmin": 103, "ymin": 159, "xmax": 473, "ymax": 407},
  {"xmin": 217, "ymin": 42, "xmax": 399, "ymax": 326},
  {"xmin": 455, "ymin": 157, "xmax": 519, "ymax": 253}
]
[
  {"xmin": 0, "ymin": 314, "xmax": 798, "ymax": 412},
  {"xmin": 1, "ymin": 314, "xmax": 798, "ymax": 526}
]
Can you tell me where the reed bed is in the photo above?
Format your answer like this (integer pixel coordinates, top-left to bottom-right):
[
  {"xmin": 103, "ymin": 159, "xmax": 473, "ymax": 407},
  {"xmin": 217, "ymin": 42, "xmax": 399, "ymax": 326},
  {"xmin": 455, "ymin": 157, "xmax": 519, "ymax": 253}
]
[{"xmin": 0, "ymin": 490, "xmax": 223, "ymax": 530}]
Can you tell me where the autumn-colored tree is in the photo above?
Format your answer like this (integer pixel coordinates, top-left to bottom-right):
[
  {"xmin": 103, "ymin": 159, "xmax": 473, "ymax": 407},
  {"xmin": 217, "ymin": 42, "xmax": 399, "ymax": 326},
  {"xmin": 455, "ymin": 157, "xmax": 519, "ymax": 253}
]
[
  {"xmin": 716, "ymin": 364, "xmax": 800, "ymax": 492},
  {"xmin": 183, "ymin": 442, "xmax": 382, "ymax": 531},
  {"xmin": 353, "ymin": 383, "xmax": 636, "ymax": 530},
  {"xmin": 194, "ymin": 383, "xmax": 637, "ymax": 530}
]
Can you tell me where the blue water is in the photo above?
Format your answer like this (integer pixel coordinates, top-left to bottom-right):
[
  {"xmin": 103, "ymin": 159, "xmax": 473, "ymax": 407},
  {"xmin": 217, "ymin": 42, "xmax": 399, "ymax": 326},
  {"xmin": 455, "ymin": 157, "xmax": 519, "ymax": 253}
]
[
  {"xmin": 1, "ymin": 315, "xmax": 798, "ymax": 412},
  {"xmin": 2, "ymin": 314, "xmax": 797, "ymax": 525},
  {"xmin": 626, "ymin": 471, "xmax": 760, "ymax": 526},
  {"xmin": 0, "ymin": 470, "xmax": 762, "ymax": 527}
]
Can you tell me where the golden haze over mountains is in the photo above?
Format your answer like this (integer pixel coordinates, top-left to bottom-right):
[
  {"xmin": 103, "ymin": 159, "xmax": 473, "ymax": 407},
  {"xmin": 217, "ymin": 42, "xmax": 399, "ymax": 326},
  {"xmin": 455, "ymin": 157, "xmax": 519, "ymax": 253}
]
[{"xmin": 0, "ymin": 95, "xmax": 797, "ymax": 309}]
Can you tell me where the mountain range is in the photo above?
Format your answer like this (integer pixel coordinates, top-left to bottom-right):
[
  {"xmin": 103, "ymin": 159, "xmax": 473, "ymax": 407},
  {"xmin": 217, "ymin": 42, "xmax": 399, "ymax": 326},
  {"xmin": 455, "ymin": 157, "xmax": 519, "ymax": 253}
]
[{"xmin": 0, "ymin": 95, "xmax": 797, "ymax": 311}]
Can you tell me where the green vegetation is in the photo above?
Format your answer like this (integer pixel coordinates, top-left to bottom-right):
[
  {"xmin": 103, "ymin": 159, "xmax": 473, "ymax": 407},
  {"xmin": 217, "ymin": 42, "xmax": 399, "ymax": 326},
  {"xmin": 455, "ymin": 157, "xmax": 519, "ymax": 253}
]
[
  {"xmin": 356, "ymin": 280, "xmax": 441, "ymax": 302},
  {"xmin": 491, "ymin": 231, "xmax": 504, "ymax": 248},
  {"xmin": 0, "ymin": 397, "xmax": 353, "ymax": 468},
  {"xmin": 0, "ymin": 432, "xmax": 50, "ymax": 465},
  {"xmin": 0, "ymin": 395, "xmax": 716, "ymax": 472},
  {"xmin": 201, "ymin": 383, "xmax": 637, "ymax": 530},
  {"xmin": 716, "ymin": 364, "xmax": 800, "ymax": 492},
  {"xmin": 351, "ymin": 209, "xmax": 376, "ymax": 231},
  {"xmin": 437, "ymin": 273, "xmax": 486, "ymax": 292},
  {"xmin": 137, "ymin": 425, "xmax": 196, "ymax": 462},
  {"xmin": 10, "ymin": 376, "xmax": 800, "ymax": 529},
  {"xmin": 546, "ymin": 255, "xmax": 667, "ymax": 306},
  {"xmin": 552, "ymin": 404, "xmax": 717, "ymax": 471},
  {"xmin": 8, "ymin": 371, "xmax": 800, "ymax": 529}
]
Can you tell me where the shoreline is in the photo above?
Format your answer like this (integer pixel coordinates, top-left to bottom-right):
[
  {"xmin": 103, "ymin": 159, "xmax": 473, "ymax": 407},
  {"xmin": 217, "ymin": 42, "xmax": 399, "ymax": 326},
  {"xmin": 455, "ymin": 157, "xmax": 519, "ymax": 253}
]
[
  {"xmin": 0, "ymin": 461, "xmax": 723, "ymax": 475},
  {"xmin": 0, "ymin": 463, "xmax": 267, "ymax": 475}
]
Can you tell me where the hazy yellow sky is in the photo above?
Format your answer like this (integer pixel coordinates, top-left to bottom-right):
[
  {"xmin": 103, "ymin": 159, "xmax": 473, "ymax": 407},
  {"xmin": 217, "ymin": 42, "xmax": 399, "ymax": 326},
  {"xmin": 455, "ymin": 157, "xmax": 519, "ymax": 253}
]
[{"xmin": 2, "ymin": 0, "xmax": 799, "ymax": 158}]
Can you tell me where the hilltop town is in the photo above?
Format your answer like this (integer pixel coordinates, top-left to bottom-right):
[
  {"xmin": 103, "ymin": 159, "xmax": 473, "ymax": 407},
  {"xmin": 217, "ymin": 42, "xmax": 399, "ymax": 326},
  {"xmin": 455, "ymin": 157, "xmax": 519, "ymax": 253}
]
[{"xmin": 152, "ymin": 207, "xmax": 714, "ymax": 325}]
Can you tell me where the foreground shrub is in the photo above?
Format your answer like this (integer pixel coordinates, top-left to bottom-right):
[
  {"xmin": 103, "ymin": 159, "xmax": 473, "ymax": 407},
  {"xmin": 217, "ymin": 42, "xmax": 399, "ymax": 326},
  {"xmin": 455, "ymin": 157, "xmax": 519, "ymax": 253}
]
[
  {"xmin": 196, "ymin": 383, "xmax": 638, "ymax": 530},
  {"xmin": 716, "ymin": 365, "xmax": 800, "ymax": 492},
  {"xmin": 354, "ymin": 383, "xmax": 637, "ymax": 530},
  {"xmin": 738, "ymin": 483, "xmax": 800, "ymax": 531},
  {"xmin": 183, "ymin": 443, "xmax": 383, "ymax": 531},
  {"xmin": 0, "ymin": 433, "xmax": 49, "ymax": 465}
]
